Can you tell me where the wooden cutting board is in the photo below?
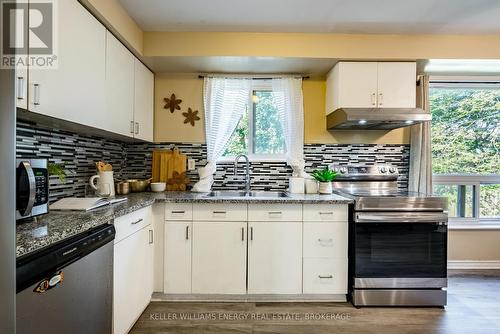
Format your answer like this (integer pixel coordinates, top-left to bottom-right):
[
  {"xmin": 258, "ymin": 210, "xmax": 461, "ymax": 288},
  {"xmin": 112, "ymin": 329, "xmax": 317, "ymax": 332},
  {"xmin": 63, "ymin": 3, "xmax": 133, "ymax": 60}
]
[{"xmin": 151, "ymin": 148, "xmax": 188, "ymax": 191}]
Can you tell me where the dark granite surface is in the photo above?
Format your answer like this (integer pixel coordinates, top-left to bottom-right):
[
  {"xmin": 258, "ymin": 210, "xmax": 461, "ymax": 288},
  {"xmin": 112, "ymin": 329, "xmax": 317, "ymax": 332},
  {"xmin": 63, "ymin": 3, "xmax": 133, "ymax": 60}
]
[{"xmin": 17, "ymin": 191, "xmax": 352, "ymax": 258}]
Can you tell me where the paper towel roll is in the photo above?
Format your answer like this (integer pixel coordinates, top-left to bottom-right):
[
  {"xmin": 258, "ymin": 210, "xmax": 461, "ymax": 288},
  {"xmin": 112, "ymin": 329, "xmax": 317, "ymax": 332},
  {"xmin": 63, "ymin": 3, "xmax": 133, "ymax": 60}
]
[{"xmin": 289, "ymin": 177, "xmax": 305, "ymax": 194}]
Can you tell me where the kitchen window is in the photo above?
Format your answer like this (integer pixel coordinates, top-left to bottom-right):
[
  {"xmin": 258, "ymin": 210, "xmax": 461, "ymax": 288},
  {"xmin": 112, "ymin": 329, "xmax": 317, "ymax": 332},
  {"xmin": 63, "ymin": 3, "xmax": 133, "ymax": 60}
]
[
  {"xmin": 222, "ymin": 82, "xmax": 286, "ymax": 160},
  {"xmin": 430, "ymin": 78, "xmax": 500, "ymax": 227}
]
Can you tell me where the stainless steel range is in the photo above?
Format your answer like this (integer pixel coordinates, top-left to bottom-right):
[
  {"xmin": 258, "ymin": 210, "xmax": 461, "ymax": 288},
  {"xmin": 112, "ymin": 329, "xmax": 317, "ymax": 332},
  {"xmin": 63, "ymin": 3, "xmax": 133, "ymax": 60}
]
[{"xmin": 331, "ymin": 164, "xmax": 448, "ymax": 307}]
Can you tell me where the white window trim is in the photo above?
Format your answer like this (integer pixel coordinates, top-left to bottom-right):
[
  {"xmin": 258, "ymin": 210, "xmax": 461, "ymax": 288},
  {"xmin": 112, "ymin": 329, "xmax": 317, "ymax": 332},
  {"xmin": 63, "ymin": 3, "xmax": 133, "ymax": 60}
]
[
  {"xmin": 433, "ymin": 174, "xmax": 500, "ymax": 229},
  {"xmin": 219, "ymin": 80, "xmax": 287, "ymax": 163}
]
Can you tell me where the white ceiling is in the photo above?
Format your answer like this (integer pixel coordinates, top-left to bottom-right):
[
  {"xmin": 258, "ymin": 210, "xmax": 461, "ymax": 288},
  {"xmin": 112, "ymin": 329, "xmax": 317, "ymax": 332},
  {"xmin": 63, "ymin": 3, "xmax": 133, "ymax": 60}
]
[{"xmin": 120, "ymin": 0, "xmax": 500, "ymax": 34}]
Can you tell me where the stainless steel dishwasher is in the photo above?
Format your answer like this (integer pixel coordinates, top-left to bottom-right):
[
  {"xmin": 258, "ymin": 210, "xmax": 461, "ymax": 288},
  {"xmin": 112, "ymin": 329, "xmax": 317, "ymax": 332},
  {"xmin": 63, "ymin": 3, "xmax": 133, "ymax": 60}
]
[{"xmin": 16, "ymin": 224, "xmax": 115, "ymax": 334}]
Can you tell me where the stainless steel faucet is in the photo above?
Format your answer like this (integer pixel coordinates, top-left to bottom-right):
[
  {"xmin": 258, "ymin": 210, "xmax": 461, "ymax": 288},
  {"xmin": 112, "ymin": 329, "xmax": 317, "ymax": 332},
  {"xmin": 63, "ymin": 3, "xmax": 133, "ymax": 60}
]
[{"xmin": 234, "ymin": 154, "xmax": 250, "ymax": 192}]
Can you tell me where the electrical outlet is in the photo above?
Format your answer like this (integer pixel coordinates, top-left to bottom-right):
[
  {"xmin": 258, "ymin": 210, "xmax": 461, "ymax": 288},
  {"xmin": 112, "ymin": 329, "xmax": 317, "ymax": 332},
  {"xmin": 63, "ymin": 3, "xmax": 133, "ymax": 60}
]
[{"xmin": 187, "ymin": 159, "xmax": 196, "ymax": 171}]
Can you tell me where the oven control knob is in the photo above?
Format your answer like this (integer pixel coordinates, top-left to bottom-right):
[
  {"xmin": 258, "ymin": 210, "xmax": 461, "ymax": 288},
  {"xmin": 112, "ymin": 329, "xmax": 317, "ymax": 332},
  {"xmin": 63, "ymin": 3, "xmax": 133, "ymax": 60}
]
[
  {"xmin": 380, "ymin": 167, "xmax": 387, "ymax": 173},
  {"xmin": 340, "ymin": 167, "xmax": 347, "ymax": 174},
  {"xmin": 389, "ymin": 167, "xmax": 397, "ymax": 173}
]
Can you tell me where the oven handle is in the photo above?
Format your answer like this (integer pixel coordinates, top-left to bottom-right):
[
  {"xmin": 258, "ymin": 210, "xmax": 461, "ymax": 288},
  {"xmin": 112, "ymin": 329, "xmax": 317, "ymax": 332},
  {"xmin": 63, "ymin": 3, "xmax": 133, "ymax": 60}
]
[{"xmin": 355, "ymin": 212, "xmax": 448, "ymax": 224}]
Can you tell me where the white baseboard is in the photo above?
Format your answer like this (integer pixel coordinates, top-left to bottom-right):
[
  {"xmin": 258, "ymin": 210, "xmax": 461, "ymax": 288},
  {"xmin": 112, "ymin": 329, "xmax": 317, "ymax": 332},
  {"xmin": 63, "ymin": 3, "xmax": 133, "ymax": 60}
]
[{"xmin": 448, "ymin": 260, "xmax": 500, "ymax": 269}]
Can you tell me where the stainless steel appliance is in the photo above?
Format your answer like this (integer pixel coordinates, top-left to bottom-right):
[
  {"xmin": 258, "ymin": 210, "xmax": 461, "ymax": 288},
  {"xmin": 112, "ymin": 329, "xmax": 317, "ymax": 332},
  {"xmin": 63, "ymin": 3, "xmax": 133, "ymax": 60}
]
[
  {"xmin": 16, "ymin": 224, "xmax": 115, "ymax": 334},
  {"xmin": 16, "ymin": 158, "xmax": 49, "ymax": 220},
  {"xmin": 331, "ymin": 165, "xmax": 448, "ymax": 307}
]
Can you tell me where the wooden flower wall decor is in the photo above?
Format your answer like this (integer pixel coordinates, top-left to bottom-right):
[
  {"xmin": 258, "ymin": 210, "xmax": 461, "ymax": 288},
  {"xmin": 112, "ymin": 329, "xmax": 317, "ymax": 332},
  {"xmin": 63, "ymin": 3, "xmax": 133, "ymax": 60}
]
[
  {"xmin": 164, "ymin": 93, "xmax": 200, "ymax": 127},
  {"xmin": 164, "ymin": 93, "xmax": 182, "ymax": 113},
  {"xmin": 182, "ymin": 108, "xmax": 200, "ymax": 126}
]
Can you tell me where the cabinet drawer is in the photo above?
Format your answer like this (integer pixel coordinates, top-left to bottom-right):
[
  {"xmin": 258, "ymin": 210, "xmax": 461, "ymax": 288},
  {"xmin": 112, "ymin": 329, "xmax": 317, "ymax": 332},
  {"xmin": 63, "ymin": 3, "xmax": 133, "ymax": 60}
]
[
  {"xmin": 193, "ymin": 203, "xmax": 247, "ymax": 221},
  {"xmin": 248, "ymin": 204, "xmax": 302, "ymax": 222},
  {"xmin": 165, "ymin": 203, "xmax": 193, "ymax": 221},
  {"xmin": 303, "ymin": 258, "xmax": 347, "ymax": 294},
  {"xmin": 114, "ymin": 206, "xmax": 152, "ymax": 243},
  {"xmin": 303, "ymin": 223, "xmax": 347, "ymax": 258},
  {"xmin": 303, "ymin": 204, "xmax": 348, "ymax": 222}
]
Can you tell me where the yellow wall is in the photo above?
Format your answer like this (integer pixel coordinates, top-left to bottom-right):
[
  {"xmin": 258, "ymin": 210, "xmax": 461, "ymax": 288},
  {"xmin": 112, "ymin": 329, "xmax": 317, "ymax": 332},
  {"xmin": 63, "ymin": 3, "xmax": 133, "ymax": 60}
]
[
  {"xmin": 144, "ymin": 32, "xmax": 500, "ymax": 59},
  {"xmin": 449, "ymin": 231, "xmax": 500, "ymax": 261},
  {"xmin": 154, "ymin": 74, "xmax": 205, "ymax": 143},
  {"xmin": 83, "ymin": 0, "xmax": 143, "ymax": 55},
  {"xmin": 154, "ymin": 74, "xmax": 410, "ymax": 144}
]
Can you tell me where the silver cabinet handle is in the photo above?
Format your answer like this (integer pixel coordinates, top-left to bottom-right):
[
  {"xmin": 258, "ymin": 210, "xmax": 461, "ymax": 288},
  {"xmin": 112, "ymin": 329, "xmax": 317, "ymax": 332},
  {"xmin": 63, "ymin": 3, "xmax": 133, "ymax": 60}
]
[
  {"xmin": 33, "ymin": 84, "xmax": 40, "ymax": 105},
  {"xmin": 131, "ymin": 218, "xmax": 143, "ymax": 225},
  {"xmin": 130, "ymin": 121, "xmax": 134, "ymax": 134},
  {"xmin": 213, "ymin": 211, "xmax": 227, "ymax": 218},
  {"xmin": 135, "ymin": 122, "xmax": 139, "ymax": 135},
  {"xmin": 149, "ymin": 229, "xmax": 154, "ymax": 244},
  {"xmin": 319, "ymin": 275, "xmax": 333, "ymax": 279},
  {"xmin": 378, "ymin": 93, "xmax": 383, "ymax": 106},
  {"xmin": 371, "ymin": 93, "xmax": 376, "ymax": 106},
  {"xmin": 172, "ymin": 210, "xmax": 185, "ymax": 214},
  {"xmin": 318, "ymin": 238, "xmax": 333, "ymax": 243},
  {"xmin": 241, "ymin": 227, "xmax": 245, "ymax": 241},
  {"xmin": 250, "ymin": 226, "xmax": 253, "ymax": 241},
  {"xmin": 185, "ymin": 225, "xmax": 189, "ymax": 240},
  {"xmin": 268, "ymin": 211, "xmax": 282, "ymax": 217},
  {"xmin": 319, "ymin": 212, "xmax": 333, "ymax": 215},
  {"xmin": 17, "ymin": 76, "xmax": 25, "ymax": 100}
]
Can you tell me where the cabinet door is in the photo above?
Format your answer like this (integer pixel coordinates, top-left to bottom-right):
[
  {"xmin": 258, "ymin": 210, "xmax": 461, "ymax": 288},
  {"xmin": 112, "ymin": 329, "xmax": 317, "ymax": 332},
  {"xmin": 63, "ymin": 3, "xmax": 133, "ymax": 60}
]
[
  {"xmin": 336, "ymin": 62, "xmax": 378, "ymax": 109},
  {"xmin": 113, "ymin": 226, "xmax": 152, "ymax": 334},
  {"xmin": 377, "ymin": 62, "xmax": 416, "ymax": 108},
  {"xmin": 192, "ymin": 222, "xmax": 247, "ymax": 294},
  {"xmin": 248, "ymin": 222, "xmax": 302, "ymax": 294},
  {"xmin": 28, "ymin": 0, "xmax": 106, "ymax": 128},
  {"xmin": 105, "ymin": 31, "xmax": 135, "ymax": 137},
  {"xmin": 164, "ymin": 222, "xmax": 192, "ymax": 294},
  {"xmin": 133, "ymin": 59, "xmax": 154, "ymax": 141}
]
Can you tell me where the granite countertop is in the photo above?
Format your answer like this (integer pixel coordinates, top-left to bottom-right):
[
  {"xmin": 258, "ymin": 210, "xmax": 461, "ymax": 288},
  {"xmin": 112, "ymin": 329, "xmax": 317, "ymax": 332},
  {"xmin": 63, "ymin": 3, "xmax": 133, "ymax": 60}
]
[{"xmin": 17, "ymin": 191, "xmax": 352, "ymax": 259}]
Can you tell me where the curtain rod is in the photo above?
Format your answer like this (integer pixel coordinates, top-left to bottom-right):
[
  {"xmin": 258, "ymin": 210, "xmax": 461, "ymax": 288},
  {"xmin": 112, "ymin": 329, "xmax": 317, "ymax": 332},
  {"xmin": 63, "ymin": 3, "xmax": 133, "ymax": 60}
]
[{"xmin": 198, "ymin": 75, "xmax": 310, "ymax": 80}]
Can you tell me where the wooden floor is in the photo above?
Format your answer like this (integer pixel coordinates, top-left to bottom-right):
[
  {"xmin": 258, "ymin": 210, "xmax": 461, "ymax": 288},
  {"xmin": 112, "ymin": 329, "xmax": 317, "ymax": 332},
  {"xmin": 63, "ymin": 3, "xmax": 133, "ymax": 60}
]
[{"xmin": 130, "ymin": 270, "xmax": 500, "ymax": 334}]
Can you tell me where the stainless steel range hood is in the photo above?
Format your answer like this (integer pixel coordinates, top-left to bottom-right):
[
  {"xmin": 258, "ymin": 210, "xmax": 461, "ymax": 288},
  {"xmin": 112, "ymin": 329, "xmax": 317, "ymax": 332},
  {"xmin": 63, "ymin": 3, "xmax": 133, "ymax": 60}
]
[{"xmin": 327, "ymin": 108, "xmax": 431, "ymax": 130}]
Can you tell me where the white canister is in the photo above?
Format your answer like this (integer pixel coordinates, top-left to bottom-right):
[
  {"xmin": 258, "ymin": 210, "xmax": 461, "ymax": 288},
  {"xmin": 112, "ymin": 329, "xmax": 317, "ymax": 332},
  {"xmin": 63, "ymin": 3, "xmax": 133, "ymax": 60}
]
[
  {"xmin": 289, "ymin": 177, "xmax": 305, "ymax": 194},
  {"xmin": 318, "ymin": 181, "xmax": 333, "ymax": 194},
  {"xmin": 89, "ymin": 171, "xmax": 115, "ymax": 197},
  {"xmin": 305, "ymin": 179, "xmax": 318, "ymax": 194}
]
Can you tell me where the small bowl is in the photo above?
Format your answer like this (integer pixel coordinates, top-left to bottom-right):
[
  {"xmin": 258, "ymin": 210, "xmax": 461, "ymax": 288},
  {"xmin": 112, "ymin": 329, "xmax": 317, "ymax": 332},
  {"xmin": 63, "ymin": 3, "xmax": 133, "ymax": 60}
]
[{"xmin": 150, "ymin": 182, "xmax": 166, "ymax": 192}]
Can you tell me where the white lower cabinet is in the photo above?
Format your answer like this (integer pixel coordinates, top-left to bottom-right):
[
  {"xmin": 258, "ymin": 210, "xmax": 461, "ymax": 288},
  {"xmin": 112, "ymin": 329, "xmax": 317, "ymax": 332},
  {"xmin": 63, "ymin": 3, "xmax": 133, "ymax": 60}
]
[
  {"xmin": 191, "ymin": 222, "xmax": 247, "ymax": 294},
  {"xmin": 248, "ymin": 222, "xmax": 302, "ymax": 294},
  {"xmin": 303, "ymin": 258, "xmax": 348, "ymax": 294},
  {"xmin": 164, "ymin": 222, "xmax": 192, "ymax": 294},
  {"xmin": 162, "ymin": 203, "xmax": 349, "ymax": 299},
  {"xmin": 113, "ymin": 206, "xmax": 154, "ymax": 334}
]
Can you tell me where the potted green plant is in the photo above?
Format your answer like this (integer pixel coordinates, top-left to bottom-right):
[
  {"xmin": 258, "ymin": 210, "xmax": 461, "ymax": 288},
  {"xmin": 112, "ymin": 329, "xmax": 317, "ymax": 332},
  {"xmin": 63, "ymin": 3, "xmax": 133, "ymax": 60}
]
[{"xmin": 311, "ymin": 167, "xmax": 338, "ymax": 194}]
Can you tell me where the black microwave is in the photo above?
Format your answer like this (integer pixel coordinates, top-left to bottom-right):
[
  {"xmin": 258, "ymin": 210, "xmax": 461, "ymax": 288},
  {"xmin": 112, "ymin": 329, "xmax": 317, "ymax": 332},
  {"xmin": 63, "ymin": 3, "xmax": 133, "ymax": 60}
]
[{"xmin": 16, "ymin": 159, "xmax": 49, "ymax": 221}]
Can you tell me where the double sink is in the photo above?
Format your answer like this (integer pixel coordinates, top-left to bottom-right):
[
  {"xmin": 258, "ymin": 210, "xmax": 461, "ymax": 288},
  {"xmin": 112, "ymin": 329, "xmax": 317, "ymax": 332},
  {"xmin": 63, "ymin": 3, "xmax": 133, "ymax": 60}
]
[{"xmin": 204, "ymin": 191, "xmax": 289, "ymax": 198}]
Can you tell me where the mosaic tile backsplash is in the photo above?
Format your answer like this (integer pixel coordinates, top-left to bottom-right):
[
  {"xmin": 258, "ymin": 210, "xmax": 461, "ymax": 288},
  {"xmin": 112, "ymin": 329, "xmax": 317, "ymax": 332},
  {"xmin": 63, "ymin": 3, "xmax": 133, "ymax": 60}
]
[{"xmin": 16, "ymin": 121, "xmax": 410, "ymax": 202}]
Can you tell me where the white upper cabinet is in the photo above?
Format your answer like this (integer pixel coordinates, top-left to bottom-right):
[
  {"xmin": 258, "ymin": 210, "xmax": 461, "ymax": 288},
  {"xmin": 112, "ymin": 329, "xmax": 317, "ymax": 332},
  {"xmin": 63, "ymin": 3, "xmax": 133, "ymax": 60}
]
[
  {"xmin": 377, "ymin": 62, "xmax": 416, "ymax": 108},
  {"xmin": 105, "ymin": 31, "xmax": 135, "ymax": 137},
  {"xmin": 326, "ymin": 61, "xmax": 417, "ymax": 114},
  {"xmin": 28, "ymin": 0, "xmax": 106, "ymax": 128},
  {"xmin": 133, "ymin": 59, "xmax": 154, "ymax": 142}
]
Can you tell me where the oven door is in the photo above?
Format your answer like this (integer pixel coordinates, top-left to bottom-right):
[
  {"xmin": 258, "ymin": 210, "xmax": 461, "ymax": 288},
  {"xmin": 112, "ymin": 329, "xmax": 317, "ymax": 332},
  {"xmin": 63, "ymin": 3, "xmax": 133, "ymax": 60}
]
[{"xmin": 352, "ymin": 212, "xmax": 447, "ymax": 286}]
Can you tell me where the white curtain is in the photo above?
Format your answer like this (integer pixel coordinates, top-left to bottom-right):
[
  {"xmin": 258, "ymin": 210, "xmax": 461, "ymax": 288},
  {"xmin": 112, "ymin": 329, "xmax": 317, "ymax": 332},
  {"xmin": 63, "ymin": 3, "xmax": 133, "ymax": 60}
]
[
  {"xmin": 191, "ymin": 77, "xmax": 252, "ymax": 192},
  {"xmin": 272, "ymin": 77, "xmax": 308, "ymax": 178},
  {"xmin": 409, "ymin": 74, "xmax": 433, "ymax": 193}
]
